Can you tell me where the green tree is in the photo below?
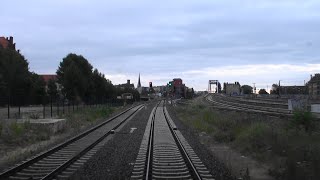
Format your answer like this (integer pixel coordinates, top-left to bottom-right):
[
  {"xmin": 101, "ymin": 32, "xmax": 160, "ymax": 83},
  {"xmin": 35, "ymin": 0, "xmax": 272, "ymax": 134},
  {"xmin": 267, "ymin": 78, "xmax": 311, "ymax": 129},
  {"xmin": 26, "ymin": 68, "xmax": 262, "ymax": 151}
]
[
  {"xmin": 28, "ymin": 73, "xmax": 46, "ymax": 104},
  {"xmin": 0, "ymin": 48, "xmax": 30, "ymax": 98},
  {"xmin": 56, "ymin": 53, "xmax": 93, "ymax": 101},
  {"xmin": 47, "ymin": 79, "xmax": 58, "ymax": 98},
  {"xmin": 241, "ymin": 85, "xmax": 253, "ymax": 94},
  {"xmin": 270, "ymin": 84, "xmax": 279, "ymax": 94},
  {"xmin": 258, "ymin": 89, "xmax": 269, "ymax": 94},
  {"xmin": 91, "ymin": 69, "xmax": 115, "ymax": 101}
]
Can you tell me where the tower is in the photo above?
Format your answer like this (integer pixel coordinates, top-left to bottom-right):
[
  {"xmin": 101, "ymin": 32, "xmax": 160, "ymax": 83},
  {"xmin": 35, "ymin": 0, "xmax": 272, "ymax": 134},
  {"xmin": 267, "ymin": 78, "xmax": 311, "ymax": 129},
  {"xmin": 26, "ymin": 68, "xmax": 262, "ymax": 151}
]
[
  {"xmin": 137, "ymin": 73, "xmax": 141, "ymax": 88},
  {"xmin": 137, "ymin": 73, "xmax": 142, "ymax": 94}
]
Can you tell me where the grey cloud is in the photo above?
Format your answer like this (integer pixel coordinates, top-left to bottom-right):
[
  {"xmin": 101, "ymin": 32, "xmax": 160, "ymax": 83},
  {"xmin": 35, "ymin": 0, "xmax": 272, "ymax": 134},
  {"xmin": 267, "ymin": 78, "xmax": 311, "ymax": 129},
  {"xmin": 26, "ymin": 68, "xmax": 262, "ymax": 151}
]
[{"xmin": 1, "ymin": 0, "xmax": 320, "ymax": 89}]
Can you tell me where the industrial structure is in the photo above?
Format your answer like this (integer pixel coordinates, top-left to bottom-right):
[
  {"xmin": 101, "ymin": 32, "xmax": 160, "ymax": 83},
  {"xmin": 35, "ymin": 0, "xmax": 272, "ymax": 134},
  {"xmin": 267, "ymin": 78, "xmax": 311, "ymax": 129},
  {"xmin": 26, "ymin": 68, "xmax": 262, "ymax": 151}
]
[{"xmin": 208, "ymin": 80, "xmax": 221, "ymax": 93}]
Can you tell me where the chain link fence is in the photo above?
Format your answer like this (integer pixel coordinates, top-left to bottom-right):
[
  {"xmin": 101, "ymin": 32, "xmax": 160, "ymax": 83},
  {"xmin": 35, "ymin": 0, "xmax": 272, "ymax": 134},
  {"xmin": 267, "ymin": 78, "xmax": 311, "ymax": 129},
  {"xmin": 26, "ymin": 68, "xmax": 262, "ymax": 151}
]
[{"xmin": 0, "ymin": 96, "xmax": 133, "ymax": 120}]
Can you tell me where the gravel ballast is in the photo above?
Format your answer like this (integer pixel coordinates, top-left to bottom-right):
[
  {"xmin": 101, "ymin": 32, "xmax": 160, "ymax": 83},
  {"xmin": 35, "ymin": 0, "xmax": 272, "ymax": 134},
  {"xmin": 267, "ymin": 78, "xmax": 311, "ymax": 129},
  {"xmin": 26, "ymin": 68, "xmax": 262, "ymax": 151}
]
[
  {"xmin": 72, "ymin": 102, "xmax": 156, "ymax": 179},
  {"xmin": 73, "ymin": 101, "xmax": 233, "ymax": 179}
]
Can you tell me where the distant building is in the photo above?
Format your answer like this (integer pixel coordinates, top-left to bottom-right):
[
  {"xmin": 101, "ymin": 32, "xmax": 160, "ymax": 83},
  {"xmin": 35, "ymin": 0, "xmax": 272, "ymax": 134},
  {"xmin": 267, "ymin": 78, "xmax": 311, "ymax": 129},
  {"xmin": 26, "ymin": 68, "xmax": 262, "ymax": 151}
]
[
  {"xmin": 279, "ymin": 85, "xmax": 308, "ymax": 95},
  {"xmin": 153, "ymin": 86, "xmax": 166, "ymax": 93},
  {"xmin": 116, "ymin": 79, "xmax": 134, "ymax": 90},
  {"xmin": 168, "ymin": 78, "xmax": 186, "ymax": 98},
  {"xmin": 224, "ymin": 82, "xmax": 240, "ymax": 95},
  {"xmin": 0, "ymin": 36, "xmax": 21, "ymax": 53},
  {"xmin": 40, "ymin": 74, "xmax": 62, "ymax": 92},
  {"xmin": 308, "ymin": 74, "xmax": 320, "ymax": 98}
]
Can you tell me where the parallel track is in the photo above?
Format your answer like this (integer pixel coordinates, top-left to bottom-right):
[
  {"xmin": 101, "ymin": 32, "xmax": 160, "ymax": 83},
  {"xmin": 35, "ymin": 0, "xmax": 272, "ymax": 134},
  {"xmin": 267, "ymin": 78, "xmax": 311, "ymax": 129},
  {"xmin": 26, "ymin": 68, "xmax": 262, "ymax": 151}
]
[
  {"xmin": 0, "ymin": 104, "xmax": 144, "ymax": 180},
  {"xmin": 204, "ymin": 94, "xmax": 292, "ymax": 117},
  {"xmin": 131, "ymin": 101, "xmax": 214, "ymax": 180}
]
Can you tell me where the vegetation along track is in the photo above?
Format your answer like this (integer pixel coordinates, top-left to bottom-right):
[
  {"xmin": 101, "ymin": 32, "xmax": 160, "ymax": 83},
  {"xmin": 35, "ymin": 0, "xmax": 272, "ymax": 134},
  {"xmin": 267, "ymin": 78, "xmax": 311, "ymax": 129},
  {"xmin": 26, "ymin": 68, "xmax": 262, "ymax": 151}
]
[
  {"xmin": 0, "ymin": 104, "xmax": 145, "ymax": 180},
  {"xmin": 131, "ymin": 101, "xmax": 214, "ymax": 180}
]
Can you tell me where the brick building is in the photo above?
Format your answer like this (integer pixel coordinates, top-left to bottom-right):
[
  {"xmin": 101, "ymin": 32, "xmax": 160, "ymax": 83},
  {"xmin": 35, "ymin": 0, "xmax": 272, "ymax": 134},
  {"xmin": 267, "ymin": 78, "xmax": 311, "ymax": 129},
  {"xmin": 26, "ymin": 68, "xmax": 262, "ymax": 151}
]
[
  {"xmin": 0, "ymin": 36, "xmax": 17, "ymax": 50},
  {"xmin": 40, "ymin": 74, "xmax": 62, "ymax": 93}
]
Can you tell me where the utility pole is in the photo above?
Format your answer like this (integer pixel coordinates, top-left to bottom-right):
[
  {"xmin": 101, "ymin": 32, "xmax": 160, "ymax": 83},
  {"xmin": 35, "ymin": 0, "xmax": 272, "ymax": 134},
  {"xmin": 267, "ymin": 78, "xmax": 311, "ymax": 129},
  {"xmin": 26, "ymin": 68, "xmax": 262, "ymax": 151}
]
[{"xmin": 278, "ymin": 80, "xmax": 282, "ymax": 96}]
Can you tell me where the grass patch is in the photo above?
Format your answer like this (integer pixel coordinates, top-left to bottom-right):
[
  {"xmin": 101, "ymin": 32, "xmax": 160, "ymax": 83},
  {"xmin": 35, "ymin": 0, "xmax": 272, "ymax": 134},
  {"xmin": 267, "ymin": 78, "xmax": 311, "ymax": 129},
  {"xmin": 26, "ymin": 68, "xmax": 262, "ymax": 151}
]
[
  {"xmin": 174, "ymin": 103, "xmax": 320, "ymax": 180},
  {"xmin": 0, "ymin": 105, "xmax": 117, "ymax": 171},
  {"xmin": 64, "ymin": 106, "xmax": 115, "ymax": 131},
  {"xmin": 0, "ymin": 106, "xmax": 115, "ymax": 146}
]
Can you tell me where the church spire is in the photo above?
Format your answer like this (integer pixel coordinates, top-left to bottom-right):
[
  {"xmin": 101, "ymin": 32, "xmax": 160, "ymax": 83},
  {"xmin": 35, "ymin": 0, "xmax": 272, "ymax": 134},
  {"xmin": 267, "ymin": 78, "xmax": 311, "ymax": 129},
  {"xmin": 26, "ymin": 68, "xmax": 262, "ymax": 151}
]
[{"xmin": 137, "ymin": 73, "xmax": 141, "ymax": 88}]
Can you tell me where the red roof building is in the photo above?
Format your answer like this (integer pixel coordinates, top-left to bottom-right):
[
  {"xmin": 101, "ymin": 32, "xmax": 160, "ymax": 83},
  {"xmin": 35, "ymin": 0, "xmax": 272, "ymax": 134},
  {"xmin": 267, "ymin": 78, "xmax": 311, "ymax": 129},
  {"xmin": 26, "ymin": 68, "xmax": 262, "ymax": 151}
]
[
  {"xmin": 0, "ymin": 36, "xmax": 16, "ymax": 50},
  {"xmin": 40, "ymin": 75, "xmax": 58, "ymax": 84}
]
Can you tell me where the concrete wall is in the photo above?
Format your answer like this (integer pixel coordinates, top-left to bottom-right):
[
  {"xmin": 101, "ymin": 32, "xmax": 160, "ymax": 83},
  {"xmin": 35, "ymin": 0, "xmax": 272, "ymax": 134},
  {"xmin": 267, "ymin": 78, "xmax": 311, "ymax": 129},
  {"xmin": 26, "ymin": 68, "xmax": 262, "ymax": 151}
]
[{"xmin": 311, "ymin": 104, "xmax": 320, "ymax": 113}]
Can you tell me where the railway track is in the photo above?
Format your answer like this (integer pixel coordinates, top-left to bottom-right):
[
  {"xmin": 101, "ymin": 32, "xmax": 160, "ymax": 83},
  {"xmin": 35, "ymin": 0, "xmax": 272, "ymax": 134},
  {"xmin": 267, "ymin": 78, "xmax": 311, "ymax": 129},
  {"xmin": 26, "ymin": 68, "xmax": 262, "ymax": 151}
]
[
  {"xmin": 204, "ymin": 94, "xmax": 292, "ymax": 117},
  {"xmin": 131, "ymin": 101, "xmax": 214, "ymax": 180},
  {"xmin": 0, "ymin": 104, "xmax": 144, "ymax": 180}
]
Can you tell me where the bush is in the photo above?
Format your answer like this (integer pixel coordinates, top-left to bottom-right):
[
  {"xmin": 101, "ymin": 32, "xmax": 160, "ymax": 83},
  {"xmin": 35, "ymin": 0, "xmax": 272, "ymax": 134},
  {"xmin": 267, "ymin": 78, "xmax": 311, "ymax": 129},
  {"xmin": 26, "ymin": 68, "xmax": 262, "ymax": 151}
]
[
  {"xmin": 280, "ymin": 144, "xmax": 320, "ymax": 180},
  {"xmin": 175, "ymin": 102, "xmax": 320, "ymax": 180},
  {"xmin": 291, "ymin": 110, "xmax": 317, "ymax": 133},
  {"xmin": 29, "ymin": 113, "xmax": 40, "ymax": 119},
  {"xmin": 235, "ymin": 122, "xmax": 270, "ymax": 153},
  {"xmin": 10, "ymin": 122, "xmax": 25, "ymax": 137}
]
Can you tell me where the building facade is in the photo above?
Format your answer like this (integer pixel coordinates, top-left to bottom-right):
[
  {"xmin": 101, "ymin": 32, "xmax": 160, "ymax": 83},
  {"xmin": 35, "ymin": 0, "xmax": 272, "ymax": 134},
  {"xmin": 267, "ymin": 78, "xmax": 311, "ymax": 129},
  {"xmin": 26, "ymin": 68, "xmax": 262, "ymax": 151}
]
[
  {"xmin": 225, "ymin": 82, "xmax": 241, "ymax": 95},
  {"xmin": 0, "ymin": 36, "xmax": 17, "ymax": 50},
  {"xmin": 40, "ymin": 74, "xmax": 62, "ymax": 93},
  {"xmin": 116, "ymin": 79, "xmax": 135, "ymax": 90},
  {"xmin": 308, "ymin": 74, "xmax": 320, "ymax": 98}
]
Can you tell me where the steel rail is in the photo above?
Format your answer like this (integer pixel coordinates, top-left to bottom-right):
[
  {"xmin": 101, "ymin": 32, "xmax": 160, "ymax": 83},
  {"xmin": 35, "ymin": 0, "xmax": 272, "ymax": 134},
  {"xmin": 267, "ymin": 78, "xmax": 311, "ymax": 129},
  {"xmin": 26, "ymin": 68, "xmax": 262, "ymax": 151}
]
[
  {"xmin": 162, "ymin": 101, "xmax": 202, "ymax": 180},
  {"xmin": 144, "ymin": 101, "xmax": 160, "ymax": 180},
  {"xmin": 0, "ymin": 104, "xmax": 143, "ymax": 179},
  {"xmin": 43, "ymin": 105, "xmax": 144, "ymax": 179}
]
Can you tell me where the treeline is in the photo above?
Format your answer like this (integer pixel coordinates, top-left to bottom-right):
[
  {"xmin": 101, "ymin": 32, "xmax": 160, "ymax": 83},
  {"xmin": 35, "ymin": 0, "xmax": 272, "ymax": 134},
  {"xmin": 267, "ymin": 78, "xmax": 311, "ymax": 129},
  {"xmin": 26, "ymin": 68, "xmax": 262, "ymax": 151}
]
[{"xmin": 0, "ymin": 48, "xmax": 139, "ymax": 106}]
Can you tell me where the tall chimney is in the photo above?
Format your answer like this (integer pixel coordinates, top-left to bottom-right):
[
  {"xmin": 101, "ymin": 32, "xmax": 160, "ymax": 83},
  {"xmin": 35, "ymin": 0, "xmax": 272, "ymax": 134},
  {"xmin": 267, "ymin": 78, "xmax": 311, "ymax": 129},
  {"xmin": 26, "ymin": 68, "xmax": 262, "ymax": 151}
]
[{"xmin": 9, "ymin": 36, "xmax": 13, "ymax": 44}]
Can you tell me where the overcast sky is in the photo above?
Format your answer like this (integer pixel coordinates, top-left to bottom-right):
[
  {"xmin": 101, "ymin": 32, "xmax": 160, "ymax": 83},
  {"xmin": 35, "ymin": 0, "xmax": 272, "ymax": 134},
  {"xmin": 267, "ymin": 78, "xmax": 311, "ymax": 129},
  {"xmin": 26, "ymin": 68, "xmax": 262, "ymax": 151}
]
[{"xmin": 1, "ymin": 0, "xmax": 320, "ymax": 91}]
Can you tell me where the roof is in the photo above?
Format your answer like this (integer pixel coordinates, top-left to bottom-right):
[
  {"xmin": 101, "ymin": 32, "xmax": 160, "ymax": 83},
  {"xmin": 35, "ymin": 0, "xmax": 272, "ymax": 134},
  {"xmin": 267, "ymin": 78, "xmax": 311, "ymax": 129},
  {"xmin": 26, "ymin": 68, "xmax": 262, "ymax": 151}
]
[
  {"xmin": 309, "ymin": 74, "xmax": 320, "ymax": 83},
  {"xmin": 0, "ymin": 37, "xmax": 9, "ymax": 48},
  {"xmin": 40, "ymin": 75, "xmax": 57, "ymax": 83}
]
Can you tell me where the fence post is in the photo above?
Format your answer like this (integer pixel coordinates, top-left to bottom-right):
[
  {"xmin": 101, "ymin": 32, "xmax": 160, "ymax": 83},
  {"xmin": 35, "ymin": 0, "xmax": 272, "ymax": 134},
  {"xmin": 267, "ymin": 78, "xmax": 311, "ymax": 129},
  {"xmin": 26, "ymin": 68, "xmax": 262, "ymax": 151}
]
[
  {"xmin": 7, "ymin": 96, "xmax": 10, "ymax": 119},
  {"xmin": 50, "ymin": 96, "xmax": 53, "ymax": 118},
  {"xmin": 43, "ymin": 103, "xmax": 46, "ymax": 119},
  {"xmin": 57, "ymin": 98, "xmax": 60, "ymax": 116},
  {"xmin": 18, "ymin": 104, "xmax": 21, "ymax": 119},
  {"xmin": 62, "ymin": 98, "xmax": 65, "ymax": 114}
]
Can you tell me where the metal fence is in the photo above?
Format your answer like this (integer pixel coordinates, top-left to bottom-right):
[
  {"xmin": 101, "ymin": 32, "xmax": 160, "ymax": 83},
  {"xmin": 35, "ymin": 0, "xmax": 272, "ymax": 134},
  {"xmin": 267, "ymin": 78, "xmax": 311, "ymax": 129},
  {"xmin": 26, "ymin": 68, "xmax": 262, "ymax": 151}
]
[{"xmin": 0, "ymin": 96, "xmax": 134, "ymax": 120}]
